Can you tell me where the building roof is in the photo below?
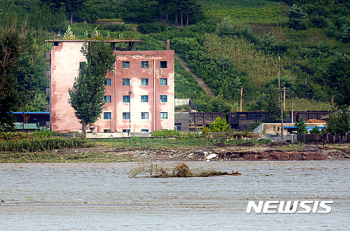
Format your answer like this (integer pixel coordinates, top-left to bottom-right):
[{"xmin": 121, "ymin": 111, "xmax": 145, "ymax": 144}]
[{"xmin": 12, "ymin": 112, "xmax": 50, "ymax": 115}]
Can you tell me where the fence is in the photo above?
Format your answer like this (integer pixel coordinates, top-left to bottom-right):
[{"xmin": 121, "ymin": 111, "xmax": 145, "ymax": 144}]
[{"xmin": 297, "ymin": 133, "xmax": 350, "ymax": 143}]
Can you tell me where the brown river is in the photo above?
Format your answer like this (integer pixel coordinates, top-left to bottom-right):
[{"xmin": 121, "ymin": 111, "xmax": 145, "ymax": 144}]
[{"xmin": 1, "ymin": 161, "xmax": 349, "ymax": 230}]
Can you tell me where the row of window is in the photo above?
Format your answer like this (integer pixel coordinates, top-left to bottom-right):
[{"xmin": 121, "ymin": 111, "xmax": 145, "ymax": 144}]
[
  {"xmin": 104, "ymin": 95, "xmax": 168, "ymax": 103},
  {"xmin": 104, "ymin": 129, "xmax": 149, "ymax": 133},
  {"xmin": 122, "ymin": 61, "xmax": 167, "ymax": 69},
  {"xmin": 105, "ymin": 78, "xmax": 168, "ymax": 86},
  {"xmin": 103, "ymin": 112, "xmax": 168, "ymax": 120}
]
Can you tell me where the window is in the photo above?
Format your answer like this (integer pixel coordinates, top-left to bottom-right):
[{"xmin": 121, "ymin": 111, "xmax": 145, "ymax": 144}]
[
  {"xmin": 123, "ymin": 112, "xmax": 130, "ymax": 120},
  {"xmin": 141, "ymin": 61, "xmax": 149, "ymax": 68},
  {"xmin": 160, "ymin": 112, "xmax": 168, "ymax": 119},
  {"xmin": 123, "ymin": 95, "xmax": 130, "ymax": 103},
  {"xmin": 160, "ymin": 78, "xmax": 168, "ymax": 86},
  {"xmin": 160, "ymin": 61, "xmax": 167, "ymax": 68},
  {"xmin": 141, "ymin": 95, "xmax": 149, "ymax": 102},
  {"xmin": 141, "ymin": 129, "xmax": 149, "ymax": 132},
  {"xmin": 122, "ymin": 79, "xmax": 130, "ymax": 86},
  {"xmin": 105, "ymin": 78, "xmax": 111, "ymax": 86},
  {"xmin": 160, "ymin": 95, "xmax": 168, "ymax": 103},
  {"xmin": 141, "ymin": 112, "xmax": 149, "ymax": 119},
  {"xmin": 175, "ymin": 123, "xmax": 181, "ymax": 131},
  {"xmin": 141, "ymin": 78, "xmax": 149, "ymax": 86},
  {"xmin": 104, "ymin": 112, "xmax": 112, "ymax": 120},
  {"xmin": 54, "ymin": 41, "xmax": 59, "ymax": 46},
  {"xmin": 104, "ymin": 96, "xmax": 111, "ymax": 103},
  {"xmin": 79, "ymin": 62, "xmax": 86, "ymax": 69},
  {"xmin": 123, "ymin": 129, "xmax": 130, "ymax": 133},
  {"xmin": 122, "ymin": 61, "xmax": 130, "ymax": 68},
  {"xmin": 104, "ymin": 129, "xmax": 111, "ymax": 133}
]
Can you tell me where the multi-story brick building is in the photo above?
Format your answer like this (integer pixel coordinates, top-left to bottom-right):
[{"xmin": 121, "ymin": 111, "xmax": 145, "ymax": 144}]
[{"xmin": 46, "ymin": 39, "xmax": 174, "ymax": 133}]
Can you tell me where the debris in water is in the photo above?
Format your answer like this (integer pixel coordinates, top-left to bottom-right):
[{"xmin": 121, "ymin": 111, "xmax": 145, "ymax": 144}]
[{"xmin": 128, "ymin": 163, "xmax": 241, "ymax": 178}]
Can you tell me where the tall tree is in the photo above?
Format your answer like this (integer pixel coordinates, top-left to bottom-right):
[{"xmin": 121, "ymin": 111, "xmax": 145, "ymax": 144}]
[
  {"xmin": 40, "ymin": 0, "xmax": 86, "ymax": 24},
  {"xmin": 328, "ymin": 53, "xmax": 350, "ymax": 106},
  {"xmin": 0, "ymin": 19, "xmax": 28, "ymax": 131},
  {"xmin": 68, "ymin": 42, "xmax": 115, "ymax": 137}
]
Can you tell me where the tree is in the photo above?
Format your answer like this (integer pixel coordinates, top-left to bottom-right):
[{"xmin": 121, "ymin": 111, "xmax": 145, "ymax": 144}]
[
  {"xmin": 295, "ymin": 117, "xmax": 307, "ymax": 134},
  {"xmin": 68, "ymin": 41, "xmax": 115, "ymax": 137},
  {"xmin": 40, "ymin": 0, "xmax": 86, "ymax": 24},
  {"xmin": 0, "ymin": 20, "xmax": 28, "ymax": 131},
  {"xmin": 265, "ymin": 86, "xmax": 281, "ymax": 122},
  {"xmin": 328, "ymin": 53, "xmax": 350, "ymax": 106},
  {"xmin": 326, "ymin": 107, "xmax": 350, "ymax": 135},
  {"xmin": 288, "ymin": 4, "xmax": 307, "ymax": 30}
]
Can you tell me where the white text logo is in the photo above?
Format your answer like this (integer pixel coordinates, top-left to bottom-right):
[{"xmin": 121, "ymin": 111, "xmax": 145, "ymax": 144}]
[{"xmin": 246, "ymin": 201, "xmax": 333, "ymax": 214}]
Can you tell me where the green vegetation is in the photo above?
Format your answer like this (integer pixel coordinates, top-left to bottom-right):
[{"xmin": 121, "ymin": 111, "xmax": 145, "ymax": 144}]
[
  {"xmin": 0, "ymin": 151, "xmax": 130, "ymax": 163},
  {"xmin": 280, "ymin": 143, "xmax": 305, "ymax": 150},
  {"xmin": 295, "ymin": 117, "xmax": 307, "ymax": 134},
  {"xmin": 0, "ymin": 138, "xmax": 87, "ymax": 152},
  {"xmin": 309, "ymin": 126, "xmax": 320, "ymax": 134},
  {"xmin": 209, "ymin": 117, "xmax": 230, "ymax": 132},
  {"xmin": 2, "ymin": 0, "xmax": 350, "ymax": 129},
  {"xmin": 90, "ymin": 137, "xmax": 271, "ymax": 150},
  {"xmin": 326, "ymin": 107, "xmax": 350, "ymax": 135}
]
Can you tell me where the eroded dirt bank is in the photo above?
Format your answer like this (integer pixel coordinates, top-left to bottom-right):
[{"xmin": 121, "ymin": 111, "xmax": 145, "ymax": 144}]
[{"xmin": 56, "ymin": 142, "xmax": 350, "ymax": 162}]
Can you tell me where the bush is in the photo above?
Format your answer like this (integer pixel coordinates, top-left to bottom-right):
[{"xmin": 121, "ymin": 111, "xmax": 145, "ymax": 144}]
[
  {"xmin": 309, "ymin": 126, "xmax": 320, "ymax": 134},
  {"xmin": 295, "ymin": 117, "xmax": 307, "ymax": 134},
  {"xmin": 209, "ymin": 117, "xmax": 230, "ymax": 132},
  {"xmin": 137, "ymin": 23, "xmax": 167, "ymax": 34},
  {"xmin": 151, "ymin": 129, "xmax": 181, "ymax": 138},
  {"xmin": 288, "ymin": 4, "xmax": 307, "ymax": 30}
]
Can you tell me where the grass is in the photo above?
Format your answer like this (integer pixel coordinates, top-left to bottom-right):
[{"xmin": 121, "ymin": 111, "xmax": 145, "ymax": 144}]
[
  {"xmin": 201, "ymin": 0, "xmax": 288, "ymax": 24},
  {"xmin": 0, "ymin": 151, "xmax": 131, "ymax": 163},
  {"xmin": 89, "ymin": 137, "xmax": 271, "ymax": 150},
  {"xmin": 280, "ymin": 144, "xmax": 306, "ymax": 150}
]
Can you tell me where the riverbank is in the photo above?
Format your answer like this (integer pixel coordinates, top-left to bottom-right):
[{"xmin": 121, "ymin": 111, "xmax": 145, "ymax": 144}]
[{"xmin": 1, "ymin": 138, "xmax": 349, "ymax": 163}]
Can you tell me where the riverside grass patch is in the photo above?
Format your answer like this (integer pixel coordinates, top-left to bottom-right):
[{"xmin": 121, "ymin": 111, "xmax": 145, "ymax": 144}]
[
  {"xmin": 90, "ymin": 137, "xmax": 271, "ymax": 150},
  {"xmin": 0, "ymin": 138, "xmax": 87, "ymax": 153},
  {"xmin": 0, "ymin": 151, "xmax": 131, "ymax": 163}
]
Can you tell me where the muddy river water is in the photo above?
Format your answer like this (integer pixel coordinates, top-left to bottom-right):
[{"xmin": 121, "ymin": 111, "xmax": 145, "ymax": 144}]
[{"xmin": 1, "ymin": 161, "xmax": 349, "ymax": 230}]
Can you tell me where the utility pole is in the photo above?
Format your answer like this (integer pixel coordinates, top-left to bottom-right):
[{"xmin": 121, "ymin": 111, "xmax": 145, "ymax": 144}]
[
  {"xmin": 291, "ymin": 96, "xmax": 294, "ymax": 143},
  {"xmin": 240, "ymin": 86, "xmax": 243, "ymax": 112},
  {"xmin": 278, "ymin": 56, "xmax": 284, "ymax": 142},
  {"xmin": 331, "ymin": 95, "xmax": 334, "ymax": 112},
  {"xmin": 283, "ymin": 86, "xmax": 286, "ymax": 110}
]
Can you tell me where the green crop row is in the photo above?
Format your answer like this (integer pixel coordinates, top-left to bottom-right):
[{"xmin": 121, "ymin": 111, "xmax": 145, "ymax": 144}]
[
  {"xmin": 205, "ymin": 5, "xmax": 288, "ymax": 20},
  {"xmin": 0, "ymin": 138, "xmax": 87, "ymax": 153}
]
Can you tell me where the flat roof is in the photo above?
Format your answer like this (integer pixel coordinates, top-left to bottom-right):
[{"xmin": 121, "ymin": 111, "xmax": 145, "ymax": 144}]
[
  {"xmin": 45, "ymin": 40, "xmax": 143, "ymax": 43},
  {"xmin": 13, "ymin": 112, "xmax": 50, "ymax": 115}
]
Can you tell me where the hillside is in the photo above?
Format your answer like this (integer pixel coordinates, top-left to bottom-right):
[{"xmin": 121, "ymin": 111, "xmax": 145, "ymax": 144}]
[{"xmin": 2, "ymin": 0, "xmax": 350, "ymax": 119}]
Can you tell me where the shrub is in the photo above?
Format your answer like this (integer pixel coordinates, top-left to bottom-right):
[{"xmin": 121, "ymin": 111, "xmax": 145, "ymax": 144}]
[
  {"xmin": 137, "ymin": 23, "xmax": 167, "ymax": 34},
  {"xmin": 309, "ymin": 126, "xmax": 320, "ymax": 134},
  {"xmin": 209, "ymin": 117, "xmax": 230, "ymax": 132},
  {"xmin": 151, "ymin": 129, "xmax": 181, "ymax": 138},
  {"xmin": 288, "ymin": 4, "xmax": 307, "ymax": 30},
  {"xmin": 295, "ymin": 117, "xmax": 307, "ymax": 134}
]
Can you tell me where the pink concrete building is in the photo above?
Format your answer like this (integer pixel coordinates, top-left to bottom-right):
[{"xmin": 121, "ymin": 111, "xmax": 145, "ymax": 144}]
[{"xmin": 46, "ymin": 40, "xmax": 174, "ymax": 133}]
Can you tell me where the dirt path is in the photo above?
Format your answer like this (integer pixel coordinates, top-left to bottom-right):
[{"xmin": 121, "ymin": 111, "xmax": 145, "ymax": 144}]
[{"xmin": 160, "ymin": 41, "xmax": 216, "ymax": 98}]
